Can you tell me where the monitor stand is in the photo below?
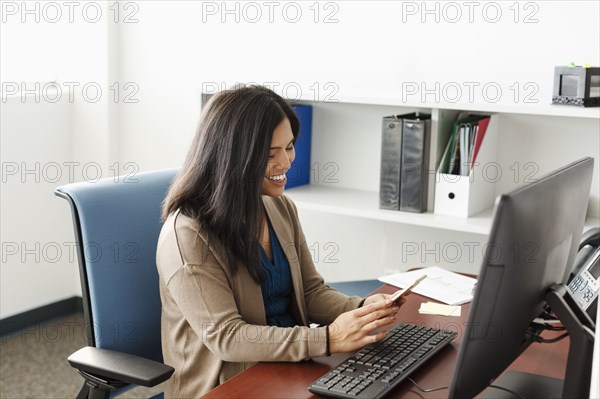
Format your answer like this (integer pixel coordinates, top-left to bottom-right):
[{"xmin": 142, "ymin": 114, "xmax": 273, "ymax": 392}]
[
  {"xmin": 482, "ymin": 283, "xmax": 595, "ymax": 399},
  {"xmin": 481, "ymin": 371, "xmax": 562, "ymax": 398}
]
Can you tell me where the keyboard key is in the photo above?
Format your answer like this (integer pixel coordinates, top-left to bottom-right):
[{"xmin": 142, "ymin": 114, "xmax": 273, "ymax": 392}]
[{"xmin": 330, "ymin": 386, "xmax": 351, "ymax": 394}]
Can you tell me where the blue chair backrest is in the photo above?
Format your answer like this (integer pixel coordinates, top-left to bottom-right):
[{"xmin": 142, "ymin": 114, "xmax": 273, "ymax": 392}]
[{"xmin": 56, "ymin": 168, "xmax": 179, "ymax": 363}]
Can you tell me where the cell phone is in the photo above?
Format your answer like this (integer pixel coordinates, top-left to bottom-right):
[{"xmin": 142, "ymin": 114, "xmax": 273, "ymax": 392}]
[{"xmin": 390, "ymin": 275, "xmax": 427, "ymax": 303}]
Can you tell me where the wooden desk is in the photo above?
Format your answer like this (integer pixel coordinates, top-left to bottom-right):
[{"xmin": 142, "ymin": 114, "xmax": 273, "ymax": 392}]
[{"xmin": 201, "ymin": 284, "xmax": 569, "ymax": 398}]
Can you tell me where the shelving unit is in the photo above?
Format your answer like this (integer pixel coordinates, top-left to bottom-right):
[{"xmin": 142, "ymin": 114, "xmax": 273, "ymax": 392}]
[
  {"xmin": 281, "ymin": 97, "xmax": 600, "ymax": 282},
  {"xmin": 286, "ymin": 184, "xmax": 600, "ymax": 236},
  {"xmin": 336, "ymin": 94, "xmax": 600, "ymax": 120},
  {"xmin": 286, "ymin": 185, "xmax": 494, "ymax": 235}
]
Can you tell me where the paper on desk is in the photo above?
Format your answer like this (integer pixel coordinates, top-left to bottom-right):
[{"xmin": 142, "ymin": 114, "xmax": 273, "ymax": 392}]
[
  {"xmin": 379, "ymin": 266, "xmax": 476, "ymax": 305},
  {"xmin": 419, "ymin": 302, "xmax": 461, "ymax": 317}
]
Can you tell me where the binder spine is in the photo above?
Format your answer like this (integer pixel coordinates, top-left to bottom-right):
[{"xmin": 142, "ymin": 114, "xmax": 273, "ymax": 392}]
[
  {"xmin": 400, "ymin": 118, "xmax": 431, "ymax": 213},
  {"xmin": 287, "ymin": 104, "xmax": 312, "ymax": 189},
  {"xmin": 379, "ymin": 118, "xmax": 403, "ymax": 210}
]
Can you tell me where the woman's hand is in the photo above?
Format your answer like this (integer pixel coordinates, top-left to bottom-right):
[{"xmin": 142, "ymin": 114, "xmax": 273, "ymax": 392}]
[
  {"xmin": 363, "ymin": 293, "xmax": 390, "ymax": 307},
  {"xmin": 328, "ymin": 299, "xmax": 399, "ymax": 354},
  {"xmin": 363, "ymin": 292, "xmax": 408, "ymax": 307}
]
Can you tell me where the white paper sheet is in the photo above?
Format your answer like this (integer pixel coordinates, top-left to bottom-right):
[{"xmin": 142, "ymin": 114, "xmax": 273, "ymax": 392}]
[{"xmin": 379, "ymin": 266, "xmax": 476, "ymax": 305}]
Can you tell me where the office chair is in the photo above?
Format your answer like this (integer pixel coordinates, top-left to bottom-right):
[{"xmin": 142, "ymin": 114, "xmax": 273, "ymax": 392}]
[{"xmin": 55, "ymin": 168, "xmax": 178, "ymax": 399}]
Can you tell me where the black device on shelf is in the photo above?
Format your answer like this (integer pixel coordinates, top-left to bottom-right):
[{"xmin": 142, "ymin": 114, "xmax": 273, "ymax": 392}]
[{"xmin": 552, "ymin": 66, "xmax": 600, "ymax": 107}]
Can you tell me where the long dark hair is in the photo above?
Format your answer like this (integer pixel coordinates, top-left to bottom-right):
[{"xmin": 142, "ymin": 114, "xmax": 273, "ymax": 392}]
[{"xmin": 162, "ymin": 85, "xmax": 300, "ymax": 283}]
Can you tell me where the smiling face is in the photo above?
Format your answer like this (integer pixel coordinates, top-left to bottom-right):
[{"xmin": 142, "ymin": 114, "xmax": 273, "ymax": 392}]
[{"xmin": 262, "ymin": 117, "xmax": 296, "ymax": 197}]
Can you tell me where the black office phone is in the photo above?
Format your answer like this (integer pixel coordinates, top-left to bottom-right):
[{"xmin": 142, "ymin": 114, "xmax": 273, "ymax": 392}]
[{"xmin": 567, "ymin": 227, "xmax": 600, "ymax": 320}]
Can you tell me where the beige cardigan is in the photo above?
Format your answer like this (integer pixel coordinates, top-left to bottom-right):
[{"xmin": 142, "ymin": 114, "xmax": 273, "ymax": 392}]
[{"xmin": 156, "ymin": 194, "xmax": 362, "ymax": 398}]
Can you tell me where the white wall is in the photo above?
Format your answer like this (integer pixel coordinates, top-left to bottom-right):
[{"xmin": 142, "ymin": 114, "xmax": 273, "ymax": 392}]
[
  {"xmin": 0, "ymin": 96, "xmax": 78, "ymax": 318},
  {"xmin": 496, "ymin": 114, "xmax": 600, "ymax": 216},
  {"xmin": 112, "ymin": 1, "xmax": 600, "ymax": 192},
  {"xmin": 1, "ymin": 2, "xmax": 118, "ymax": 318},
  {"xmin": 1, "ymin": 1, "xmax": 599, "ymax": 317},
  {"xmin": 114, "ymin": 1, "xmax": 600, "ymax": 169},
  {"xmin": 112, "ymin": 1, "xmax": 599, "ymax": 282}
]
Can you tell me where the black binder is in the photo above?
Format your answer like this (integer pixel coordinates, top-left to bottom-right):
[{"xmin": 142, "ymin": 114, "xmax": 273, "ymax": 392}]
[
  {"xmin": 379, "ymin": 116, "xmax": 403, "ymax": 210},
  {"xmin": 399, "ymin": 113, "xmax": 431, "ymax": 213},
  {"xmin": 379, "ymin": 113, "xmax": 432, "ymax": 212}
]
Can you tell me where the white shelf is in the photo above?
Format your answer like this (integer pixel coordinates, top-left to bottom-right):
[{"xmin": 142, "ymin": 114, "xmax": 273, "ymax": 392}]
[
  {"xmin": 434, "ymin": 102, "xmax": 600, "ymax": 119},
  {"xmin": 286, "ymin": 184, "xmax": 600, "ymax": 236},
  {"xmin": 297, "ymin": 93, "xmax": 600, "ymax": 119},
  {"xmin": 286, "ymin": 185, "xmax": 494, "ymax": 235}
]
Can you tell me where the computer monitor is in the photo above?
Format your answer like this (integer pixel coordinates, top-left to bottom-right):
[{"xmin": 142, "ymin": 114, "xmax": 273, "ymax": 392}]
[{"xmin": 448, "ymin": 157, "xmax": 596, "ymax": 399}]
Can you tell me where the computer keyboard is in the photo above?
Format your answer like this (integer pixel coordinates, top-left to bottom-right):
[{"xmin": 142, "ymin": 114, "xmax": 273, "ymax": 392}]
[{"xmin": 308, "ymin": 323, "xmax": 457, "ymax": 399}]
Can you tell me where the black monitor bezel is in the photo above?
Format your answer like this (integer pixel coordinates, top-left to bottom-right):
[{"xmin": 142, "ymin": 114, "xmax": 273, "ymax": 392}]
[{"xmin": 448, "ymin": 157, "xmax": 594, "ymax": 399}]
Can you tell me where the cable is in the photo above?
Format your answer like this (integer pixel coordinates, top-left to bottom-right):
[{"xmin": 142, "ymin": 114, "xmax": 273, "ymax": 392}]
[
  {"xmin": 407, "ymin": 377, "xmax": 448, "ymax": 393},
  {"xmin": 540, "ymin": 307, "xmax": 559, "ymax": 320},
  {"xmin": 488, "ymin": 384, "xmax": 527, "ymax": 399},
  {"xmin": 542, "ymin": 324, "xmax": 567, "ymax": 331},
  {"xmin": 533, "ymin": 317, "xmax": 562, "ymax": 325},
  {"xmin": 535, "ymin": 332, "xmax": 569, "ymax": 344},
  {"xmin": 526, "ymin": 329, "xmax": 569, "ymax": 343},
  {"xmin": 532, "ymin": 318, "xmax": 565, "ymax": 331}
]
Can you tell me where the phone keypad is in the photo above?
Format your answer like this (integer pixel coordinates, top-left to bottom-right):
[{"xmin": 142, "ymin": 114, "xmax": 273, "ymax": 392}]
[
  {"xmin": 568, "ymin": 273, "xmax": 598, "ymax": 311},
  {"xmin": 568, "ymin": 276, "xmax": 585, "ymax": 291}
]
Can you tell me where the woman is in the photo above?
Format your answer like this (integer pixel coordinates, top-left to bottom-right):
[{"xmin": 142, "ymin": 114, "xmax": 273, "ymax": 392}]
[{"xmin": 157, "ymin": 85, "xmax": 401, "ymax": 397}]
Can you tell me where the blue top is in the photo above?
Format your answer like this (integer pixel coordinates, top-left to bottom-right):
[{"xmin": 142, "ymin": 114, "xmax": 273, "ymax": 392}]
[{"xmin": 259, "ymin": 221, "xmax": 295, "ymax": 327}]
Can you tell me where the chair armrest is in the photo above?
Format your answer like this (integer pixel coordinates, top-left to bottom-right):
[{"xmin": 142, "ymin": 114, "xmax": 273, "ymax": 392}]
[{"xmin": 68, "ymin": 346, "xmax": 174, "ymax": 387}]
